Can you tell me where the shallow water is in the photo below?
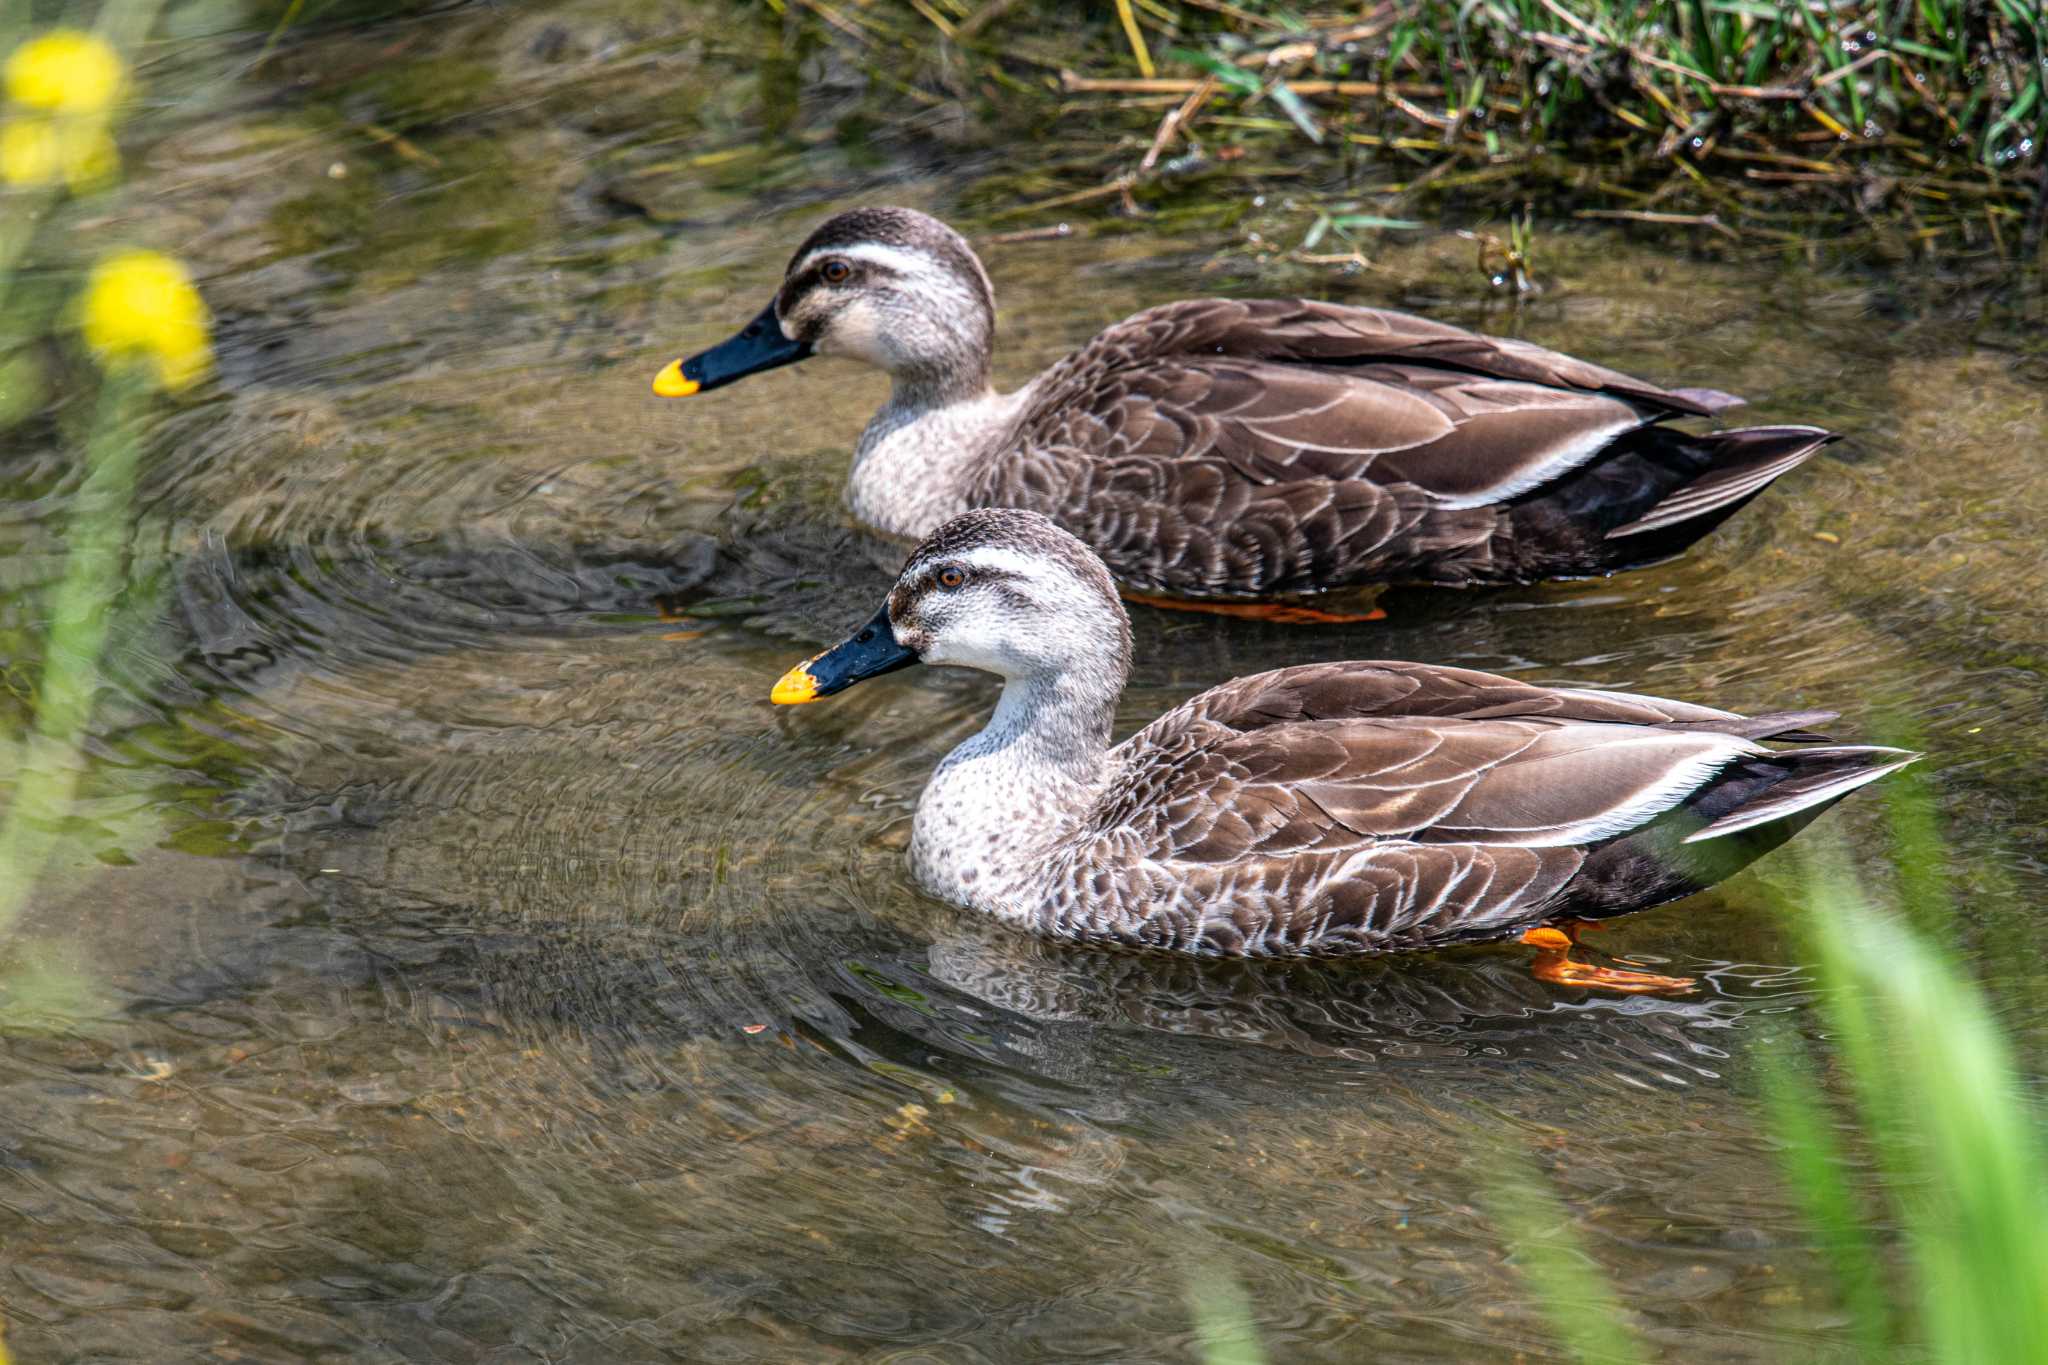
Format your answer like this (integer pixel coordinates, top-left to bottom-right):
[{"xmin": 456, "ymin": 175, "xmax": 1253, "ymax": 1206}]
[{"xmin": 2, "ymin": 4, "xmax": 2045, "ymax": 1360}]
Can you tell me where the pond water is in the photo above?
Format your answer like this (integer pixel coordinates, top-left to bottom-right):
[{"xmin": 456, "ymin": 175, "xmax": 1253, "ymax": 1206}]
[{"xmin": 2, "ymin": 4, "xmax": 2045, "ymax": 1361}]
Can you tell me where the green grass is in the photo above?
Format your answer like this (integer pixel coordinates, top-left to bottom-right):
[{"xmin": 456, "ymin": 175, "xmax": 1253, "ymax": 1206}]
[
  {"xmin": 1774, "ymin": 848, "xmax": 2048, "ymax": 1361},
  {"xmin": 791, "ymin": 0, "xmax": 2047, "ymax": 264},
  {"xmin": 1185, "ymin": 1260, "xmax": 1269, "ymax": 1365},
  {"xmin": 1487, "ymin": 813, "xmax": 2048, "ymax": 1363},
  {"xmin": 1138, "ymin": 0, "xmax": 2044, "ymax": 170},
  {"xmin": 1484, "ymin": 1157, "xmax": 1646, "ymax": 1365}
]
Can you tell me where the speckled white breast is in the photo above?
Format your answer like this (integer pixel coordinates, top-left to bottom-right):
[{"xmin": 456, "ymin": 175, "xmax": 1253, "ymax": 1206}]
[
  {"xmin": 845, "ymin": 388, "xmax": 1031, "ymax": 538},
  {"xmin": 903, "ymin": 675, "xmax": 1111, "ymax": 926}
]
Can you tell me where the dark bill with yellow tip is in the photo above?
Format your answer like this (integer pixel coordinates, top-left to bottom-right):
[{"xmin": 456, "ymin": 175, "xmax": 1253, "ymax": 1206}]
[
  {"xmin": 653, "ymin": 299, "xmax": 812, "ymax": 399},
  {"xmin": 771, "ymin": 660, "xmax": 821, "ymax": 705},
  {"xmin": 770, "ymin": 606, "xmax": 916, "ymax": 704},
  {"xmin": 651, "ymin": 359, "xmax": 699, "ymax": 397}
]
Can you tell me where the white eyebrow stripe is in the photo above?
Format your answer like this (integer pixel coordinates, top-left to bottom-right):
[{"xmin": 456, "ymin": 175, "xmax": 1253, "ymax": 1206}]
[
  {"xmin": 950, "ymin": 546, "xmax": 1051, "ymax": 579},
  {"xmin": 792, "ymin": 242, "xmax": 937, "ymax": 279}
]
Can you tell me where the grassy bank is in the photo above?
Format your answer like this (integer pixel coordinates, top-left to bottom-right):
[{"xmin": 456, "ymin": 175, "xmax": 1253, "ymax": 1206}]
[{"xmin": 778, "ymin": 0, "xmax": 2046, "ymax": 270}]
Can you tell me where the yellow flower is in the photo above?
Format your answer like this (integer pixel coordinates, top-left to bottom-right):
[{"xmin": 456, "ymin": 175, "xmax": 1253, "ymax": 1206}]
[
  {"xmin": 80, "ymin": 251, "xmax": 213, "ymax": 392},
  {"xmin": 0, "ymin": 117, "xmax": 59, "ymax": 184},
  {"xmin": 0, "ymin": 114, "xmax": 117, "ymax": 189},
  {"xmin": 0, "ymin": 31, "xmax": 125, "ymax": 191},
  {"xmin": 5, "ymin": 30, "xmax": 125, "ymax": 113}
]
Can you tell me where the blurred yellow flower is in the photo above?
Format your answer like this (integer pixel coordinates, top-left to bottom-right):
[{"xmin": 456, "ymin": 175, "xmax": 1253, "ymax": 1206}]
[
  {"xmin": 0, "ymin": 117, "xmax": 60, "ymax": 183},
  {"xmin": 0, "ymin": 29, "xmax": 127, "ymax": 190},
  {"xmin": 80, "ymin": 251, "xmax": 213, "ymax": 392},
  {"xmin": 0, "ymin": 115, "xmax": 117, "ymax": 189},
  {"xmin": 5, "ymin": 30, "xmax": 125, "ymax": 113}
]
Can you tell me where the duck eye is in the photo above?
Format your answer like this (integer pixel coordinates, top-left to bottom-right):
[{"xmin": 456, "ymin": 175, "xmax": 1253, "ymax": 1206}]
[
  {"xmin": 820, "ymin": 258, "xmax": 852, "ymax": 284},
  {"xmin": 936, "ymin": 566, "xmax": 966, "ymax": 590}
]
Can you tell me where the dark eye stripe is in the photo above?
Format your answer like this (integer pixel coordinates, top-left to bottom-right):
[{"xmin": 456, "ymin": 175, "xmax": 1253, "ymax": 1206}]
[
  {"xmin": 900, "ymin": 564, "xmax": 1026, "ymax": 606},
  {"xmin": 782, "ymin": 257, "xmax": 899, "ymax": 301},
  {"xmin": 777, "ymin": 260, "xmax": 901, "ymax": 332},
  {"xmin": 933, "ymin": 565, "xmax": 1021, "ymax": 589}
]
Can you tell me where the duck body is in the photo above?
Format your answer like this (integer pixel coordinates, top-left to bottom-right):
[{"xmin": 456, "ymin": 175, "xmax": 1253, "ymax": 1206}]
[
  {"xmin": 772, "ymin": 509, "xmax": 1915, "ymax": 974},
  {"xmin": 663, "ymin": 207, "xmax": 1837, "ymax": 603},
  {"xmin": 910, "ymin": 657, "xmax": 1888, "ymax": 957}
]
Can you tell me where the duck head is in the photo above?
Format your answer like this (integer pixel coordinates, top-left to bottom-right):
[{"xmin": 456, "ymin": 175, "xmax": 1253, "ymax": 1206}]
[
  {"xmin": 772, "ymin": 509, "xmax": 1132, "ymax": 705},
  {"xmin": 655, "ymin": 206, "xmax": 996, "ymax": 404}
]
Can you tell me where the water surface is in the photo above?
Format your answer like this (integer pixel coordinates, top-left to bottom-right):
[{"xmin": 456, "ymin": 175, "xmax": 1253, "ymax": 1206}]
[{"xmin": 2, "ymin": 5, "xmax": 2044, "ymax": 1360}]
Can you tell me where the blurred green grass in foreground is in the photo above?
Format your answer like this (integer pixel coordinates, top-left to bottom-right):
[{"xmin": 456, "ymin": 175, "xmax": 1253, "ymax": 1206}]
[{"xmin": 1473, "ymin": 802, "xmax": 2043, "ymax": 1363}]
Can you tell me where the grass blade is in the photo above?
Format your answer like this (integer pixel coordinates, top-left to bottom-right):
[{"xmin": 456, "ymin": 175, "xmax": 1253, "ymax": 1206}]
[
  {"xmin": 1757, "ymin": 1043, "xmax": 1896, "ymax": 1355},
  {"xmin": 1485, "ymin": 1157, "xmax": 1646, "ymax": 1365},
  {"xmin": 1836, "ymin": 912, "xmax": 2048, "ymax": 1362},
  {"xmin": 1185, "ymin": 1261, "xmax": 1267, "ymax": 1365}
]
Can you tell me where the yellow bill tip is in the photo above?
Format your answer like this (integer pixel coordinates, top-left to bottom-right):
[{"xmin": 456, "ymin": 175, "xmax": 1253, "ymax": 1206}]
[
  {"xmin": 652, "ymin": 359, "xmax": 699, "ymax": 398},
  {"xmin": 771, "ymin": 663, "xmax": 820, "ymax": 705}
]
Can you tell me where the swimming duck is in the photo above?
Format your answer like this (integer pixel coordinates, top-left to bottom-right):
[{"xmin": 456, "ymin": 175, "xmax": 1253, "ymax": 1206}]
[
  {"xmin": 657, "ymin": 207, "xmax": 1836, "ymax": 619},
  {"xmin": 770, "ymin": 509, "xmax": 1914, "ymax": 991}
]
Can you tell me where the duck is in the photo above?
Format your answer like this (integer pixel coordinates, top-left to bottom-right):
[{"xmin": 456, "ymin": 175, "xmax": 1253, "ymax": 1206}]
[
  {"xmin": 769, "ymin": 508, "xmax": 1915, "ymax": 992},
  {"xmin": 656, "ymin": 206, "xmax": 1837, "ymax": 621}
]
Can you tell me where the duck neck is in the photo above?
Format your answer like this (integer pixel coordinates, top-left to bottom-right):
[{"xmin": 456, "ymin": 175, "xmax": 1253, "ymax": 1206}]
[
  {"xmin": 890, "ymin": 345, "xmax": 994, "ymax": 411},
  {"xmin": 909, "ymin": 665, "xmax": 1123, "ymax": 917},
  {"xmin": 847, "ymin": 378, "xmax": 1019, "ymax": 539},
  {"xmin": 881, "ymin": 279, "xmax": 996, "ymax": 410}
]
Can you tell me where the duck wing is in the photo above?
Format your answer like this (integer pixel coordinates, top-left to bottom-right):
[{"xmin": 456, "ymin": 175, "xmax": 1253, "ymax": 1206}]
[
  {"xmin": 1036, "ymin": 299, "xmax": 1722, "ymax": 417},
  {"xmin": 1062, "ymin": 661, "xmax": 1857, "ymax": 956},
  {"xmin": 1109, "ymin": 713, "xmax": 1751, "ymax": 852},
  {"xmin": 990, "ymin": 300, "xmax": 1802, "ymax": 596},
  {"xmin": 1176, "ymin": 659, "xmax": 1836, "ymax": 740}
]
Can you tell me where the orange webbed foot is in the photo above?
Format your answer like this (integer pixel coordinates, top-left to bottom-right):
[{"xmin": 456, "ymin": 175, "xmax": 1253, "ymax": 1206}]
[
  {"xmin": 1247, "ymin": 602, "xmax": 1389, "ymax": 626},
  {"xmin": 1120, "ymin": 590, "xmax": 1387, "ymax": 625},
  {"xmin": 1529, "ymin": 954, "xmax": 1698, "ymax": 995},
  {"xmin": 653, "ymin": 597, "xmax": 719, "ymax": 638},
  {"xmin": 1519, "ymin": 925, "xmax": 1696, "ymax": 995}
]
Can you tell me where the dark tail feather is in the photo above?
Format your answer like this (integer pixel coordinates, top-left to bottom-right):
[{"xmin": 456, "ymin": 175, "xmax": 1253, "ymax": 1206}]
[
  {"xmin": 1607, "ymin": 425, "xmax": 1838, "ymax": 540},
  {"xmin": 1683, "ymin": 745, "xmax": 1919, "ymax": 843},
  {"xmin": 1485, "ymin": 421, "xmax": 1838, "ymax": 583},
  {"xmin": 1559, "ymin": 742, "xmax": 1915, "ymax": 921}
]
